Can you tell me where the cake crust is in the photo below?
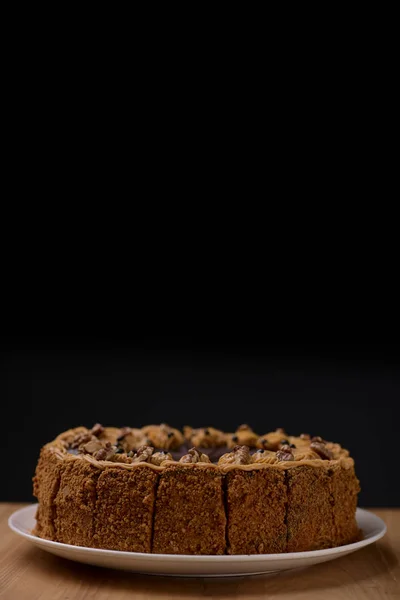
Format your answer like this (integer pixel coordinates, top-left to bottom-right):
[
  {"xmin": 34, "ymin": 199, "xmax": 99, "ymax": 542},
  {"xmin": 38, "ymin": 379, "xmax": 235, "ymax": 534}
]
[
  {"xmin": 153, "ymin": 464, "xmax": 226, "ymax": 555},
  {"xmin": 330, "ymin": 462, "xmax": 361, "ymax": 545},
  {"xmin": 94, "ymin": 465, "xmax": 158, "ymax": 552},
  {"xmin": 32, "ymin": 447, "xmax": 64, "ymax": 540},
  {"xmin": 226, "ymin": 468, "xmax": 287, "ymax": 554},
  {"xmin": 286, "ymin": 465, "xmax": 334, "ymax": 552},
  {"xmin": 54, "ymin": 458, "xmax": 99, "ymax": 546}
]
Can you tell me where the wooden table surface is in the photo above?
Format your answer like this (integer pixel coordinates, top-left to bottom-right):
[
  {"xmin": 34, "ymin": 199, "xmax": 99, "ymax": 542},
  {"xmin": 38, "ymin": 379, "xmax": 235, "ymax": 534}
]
[{"xmin": 0, "ymin": 504, "xmax": 398, "ymax": 600}]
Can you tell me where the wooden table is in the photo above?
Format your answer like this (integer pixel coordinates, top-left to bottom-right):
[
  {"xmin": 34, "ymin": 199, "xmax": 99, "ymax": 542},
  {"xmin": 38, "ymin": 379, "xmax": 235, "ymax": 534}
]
[{"xmin": 0, "ymin": 504, "xmax": 398, "ymax": 600}]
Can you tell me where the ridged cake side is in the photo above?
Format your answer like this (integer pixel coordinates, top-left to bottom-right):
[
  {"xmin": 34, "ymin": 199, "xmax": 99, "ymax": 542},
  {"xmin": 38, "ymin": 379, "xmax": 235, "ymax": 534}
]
[
  {"xmin": 225, "ymin": 468, "xmax": 287, "ymax": 554},
  {"xmin": 152, "ymin": 464, "xmax": 226, "ymax": 554},
  {"xmin": 94, "ymin": 466, "xmax": 158, "ymax": 552},
  {"xmin": 32, "ymin": 447, "xmax": 63, "ymax": 540}
]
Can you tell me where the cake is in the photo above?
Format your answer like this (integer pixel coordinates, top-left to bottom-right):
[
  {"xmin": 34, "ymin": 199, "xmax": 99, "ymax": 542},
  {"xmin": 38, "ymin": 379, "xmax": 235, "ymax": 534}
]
[{"xmin": 33, "ymin": 424, "xmax": 361, "ymax": 554}]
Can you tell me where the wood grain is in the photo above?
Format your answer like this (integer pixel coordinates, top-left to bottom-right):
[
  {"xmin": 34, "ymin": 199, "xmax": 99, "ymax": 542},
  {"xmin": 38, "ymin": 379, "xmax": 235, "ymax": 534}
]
[{"xmin": 0, "ymin": 504, "xmax": 398, "ymax": 600}]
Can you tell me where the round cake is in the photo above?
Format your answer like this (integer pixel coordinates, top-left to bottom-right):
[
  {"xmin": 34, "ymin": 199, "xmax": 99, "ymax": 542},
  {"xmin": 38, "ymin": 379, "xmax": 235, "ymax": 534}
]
[{"xmin": 33, "ymin": 424, "xmax": 360, "ymax": 555}]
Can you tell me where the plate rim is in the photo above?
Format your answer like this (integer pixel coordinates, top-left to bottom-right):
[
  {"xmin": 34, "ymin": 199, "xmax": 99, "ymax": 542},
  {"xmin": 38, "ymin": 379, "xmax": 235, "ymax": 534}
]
[{"xmin": 8, "ymin": 504, "xmax": 386, "ymax": 563}]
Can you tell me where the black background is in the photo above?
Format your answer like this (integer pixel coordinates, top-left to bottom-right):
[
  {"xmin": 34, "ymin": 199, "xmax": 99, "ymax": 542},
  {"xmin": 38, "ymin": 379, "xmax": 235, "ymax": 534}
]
[{"xmin": 1, "ymin": 336, "xmax": 399, "ymax": 506}]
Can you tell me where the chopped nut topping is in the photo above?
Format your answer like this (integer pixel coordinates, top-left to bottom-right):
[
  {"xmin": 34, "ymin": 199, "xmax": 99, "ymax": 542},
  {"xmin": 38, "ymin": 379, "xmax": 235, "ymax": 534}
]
[
  {"xmin": 276, "ymin": 446, "xmax": 294, "ymax": 461},
  {"xmin": 233, "ymin": 445, "xmax": 251, "ymax": 464},
  {"xmin": 71, "ymin": 432, "xmax": 93, "ymax": 449},
  {"xmin": 94, "ymin": 445, "xmax": 117, "ymax": 461},
  {"xmin": 90, "ymin": 423, "xmax": 104, "ymax": 437},
  {"xmin": 82, "ymin": 440, "xmax": 103, "ymax": 454},
  {"xmin": 179, "ymin": 447, "xmax": 211, "ymax": 463},
  {"xmin": 276, "ymin": 428, "xmax": 285, "ymax": 433},
  {"xmin": 117, "ymin": 428, "xmax": 148, "ymax": 453},
  {"xmin": 300, "ymin": 433, "xmax": 311, "ymax": 440},
  {"xmin": 237, "ymin": 424, "xmax": 251, "ymax": 431},
  {"xmin": 325, "ymin": 441, "xmax": 348, "ymax": 459},
  {"xmin": 218, "ymin": 445, "xmax": 252, "ymax": 466},
  {"xmin": 132, "ymin": 445, "xmax": 154, "ymax": 463},
  {"xmin": 311, "ymin": 436, "xmax": 326, "ymax": 443},
  {"xmin": 150, "ymin": 451, "xmax": 172, "ymax": 466},
  {"xmin": 117, "ymin": 426, "xmax": 132, "ymax": 441},
  {"xmin": 93, "ymin": 448, "xmax": 106, "ymax": 460},
  {"xmin": 310, "ymin": 441, "xmax": 333, "ymax": 460}
]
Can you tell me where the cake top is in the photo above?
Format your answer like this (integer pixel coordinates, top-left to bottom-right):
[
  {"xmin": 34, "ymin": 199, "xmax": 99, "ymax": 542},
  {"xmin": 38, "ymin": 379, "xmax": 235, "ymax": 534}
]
[{"xmin": 49, "ymin": 423, "xmax": 352, "ymax": 470}]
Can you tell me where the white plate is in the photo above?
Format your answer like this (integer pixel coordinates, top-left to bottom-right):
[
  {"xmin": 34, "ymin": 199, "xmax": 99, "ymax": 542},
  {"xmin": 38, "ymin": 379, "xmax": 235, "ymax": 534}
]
[{"xmin": 8, "ymin": 505, "xmax": 386, "ymax": 577}]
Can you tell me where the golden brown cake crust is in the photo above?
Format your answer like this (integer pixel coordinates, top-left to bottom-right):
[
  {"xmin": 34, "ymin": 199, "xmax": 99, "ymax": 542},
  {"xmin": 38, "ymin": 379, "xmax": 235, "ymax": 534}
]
[
  {"xmin": 32, "ymin": 424, "xmax": 361, "ymax": 555},
  {"xmin": 226, "ymin": 468, "xmax": 287, "ymax": 554},
  {"xmin": 54, "ymin": 457, "xmax": 99, "ymax": 547},
  {"xmin": 32, "ymin": 447, "xmax": 64, "ymax": 539},
  {"xmin": 286, "ymin": 465, "xmax": 334, "ymax": 552},
  {"xmin": 330, "ymin": 462, "xmax": 361, "ymax": 545},
  {"xmin": 152, "ymin": 465, "xmax": 226, "ymax": 555},
  {"xmin": 94, "ymin": 466, "xmax": 158, "ymax": 552}
]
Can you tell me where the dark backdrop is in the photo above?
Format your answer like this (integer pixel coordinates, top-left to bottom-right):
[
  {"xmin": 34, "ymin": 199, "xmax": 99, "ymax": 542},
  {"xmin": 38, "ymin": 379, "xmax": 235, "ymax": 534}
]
[{"xmin": 1, "ymin": 336, "xmax": 399, "ymax": 506}]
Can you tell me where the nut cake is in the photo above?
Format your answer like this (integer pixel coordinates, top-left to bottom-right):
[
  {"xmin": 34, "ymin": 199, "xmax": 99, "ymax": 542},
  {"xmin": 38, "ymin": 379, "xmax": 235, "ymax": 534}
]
[{"xmin": 33, "ymin": 424, "xmax": 360, "ymax": 554}]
